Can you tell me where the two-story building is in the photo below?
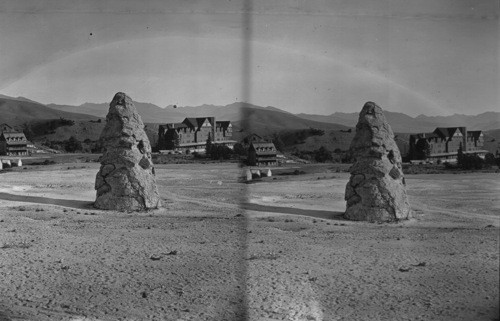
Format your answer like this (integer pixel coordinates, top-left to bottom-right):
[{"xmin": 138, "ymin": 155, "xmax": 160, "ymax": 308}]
[
  {"xmin": 247, "ymin": 142, "xmax": 278, "ymax": 166},
  {"xmin": 0, "ymin": 124, "xmax": 29, "ymax": 156}
]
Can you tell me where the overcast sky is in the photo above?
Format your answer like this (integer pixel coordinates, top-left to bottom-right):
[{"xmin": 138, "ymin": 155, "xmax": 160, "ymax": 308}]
[{"xmin": 0, "ymin": 0, "xmax": 498, "ymax": 116}]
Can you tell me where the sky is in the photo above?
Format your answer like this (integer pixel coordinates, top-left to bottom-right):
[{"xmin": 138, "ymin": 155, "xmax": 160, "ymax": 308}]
[{"xmin": 0, "ymin": 0, "xmax": 498, "ymax": 117}]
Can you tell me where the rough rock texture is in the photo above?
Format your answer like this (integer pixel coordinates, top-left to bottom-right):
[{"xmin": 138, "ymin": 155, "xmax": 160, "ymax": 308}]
[
  {"xmin": 94, "ymin": 92, "xmax": 161, "ymax": 211},
  {"xmin": 344, "ymin": 102, "xmax": 410, "ymax": 222}
]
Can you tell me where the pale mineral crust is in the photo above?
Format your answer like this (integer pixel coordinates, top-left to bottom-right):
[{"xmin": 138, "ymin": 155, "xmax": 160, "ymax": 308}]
[
  {"xmin": 344, "ymin": 102, "xmax": 411, "ymax": 222},
  {"xmin": 94, "ymin": 92, "xmax": 161, "ymax": 211}
]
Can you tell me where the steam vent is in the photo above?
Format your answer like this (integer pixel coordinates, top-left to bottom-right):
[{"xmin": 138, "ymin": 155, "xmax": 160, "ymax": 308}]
[
  {"xmin": 94, "ymin": 92, "xmax": 161, "ymax": 211},
  {"xmin": 344, "ymin": 102, "xmax": 411, "ymax": 222}
]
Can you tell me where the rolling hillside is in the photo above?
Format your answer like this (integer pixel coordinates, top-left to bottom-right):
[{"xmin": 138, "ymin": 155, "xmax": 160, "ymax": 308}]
[
  {"xmin": 48, "ymin": 101, "xmax": 300, "ymax": 125},
  {"xmin": 2, "ymin": 93, "xmax": 498, "ymax": 156},
  {"xmin": 0, "ymin": 95, "xmax": 99, "ymax": 127},
  {"xmin": 238, "ymin": 106, "xmax": 349, "ymax": 137},
  {"xmin": 296, "ymin": 110, "xmax": 500, "ymax": 133},
  {"xmin": 47, "ymin": 100, "xmax": 350, "ymax": 142},
  {"xmin": 48, "ymin": 101, "xmax": 187, "ymax": 124}
]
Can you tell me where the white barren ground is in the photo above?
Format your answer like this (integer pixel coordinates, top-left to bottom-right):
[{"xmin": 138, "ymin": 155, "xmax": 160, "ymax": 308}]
[
  {"xmin": 0, "ymin": 163, "xmax": 247, "ymax": 321},
  {"xmin": 245, "ymin": 167, "xmax": 499, "ymax": 321},
  {"xmin": 0, "ymin": 163, "xmax": 498, "ymax": 321}
]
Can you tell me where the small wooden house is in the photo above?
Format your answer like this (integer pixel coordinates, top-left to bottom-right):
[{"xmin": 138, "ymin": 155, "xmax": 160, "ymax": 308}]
[
  {"xmin": 248, "ymin": 142, "xmax": 277, "ymax": 166},
  {"xmin": 0, "ymin": 131, "xmax": 29, "ymax": 156}
]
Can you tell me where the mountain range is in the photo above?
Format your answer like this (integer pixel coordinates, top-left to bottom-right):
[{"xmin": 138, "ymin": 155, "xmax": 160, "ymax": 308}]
[
  {"xmin": 1, "ymin": 94, "xmax": 499, "ymax": 135},
  {"xmin": 47, "ymin": 99, "xmax": 500, "ymax": 133}
]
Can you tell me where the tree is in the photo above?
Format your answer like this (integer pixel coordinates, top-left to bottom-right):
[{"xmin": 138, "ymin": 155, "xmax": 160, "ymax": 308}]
[
  {"xmin": 484, "ymin": 153, "xmax": 495, "ymax": 166},
  {"xmin": 457, "ymin": 142, "xmax": 464, "ymax": 166},
  {"xmin": 163, "ymin": 130, "xmax": 179, "ymax": 150},
  {"xmin": 205, "ymin": 133, "xmax": 213, "ymax": 156},
  {"xmin": 415, "ymin": 139, "xmax": 431, "ymax": 160},
  {"xmin": 173, "ymin": 132, "xmax": 180, "ymax": 149},
  {"xmin": 271, "ymin": 133, "xmax": 285, "ymax": 152},
  {"xmin": 22, "ymin": 123, "xmax": 34, "ymax": 141},
  {"xmin": 233, "ymin": 143, "xmax": 248, "ymax": 157},
  {"xmin": 210, "ymin": 145, "xmax": 232, "ymax": 160},
  {"xmin": 65, "ymin": 136, "xmax": 82, "ymax": 153},
  {"xmin": 315, "ymin": 146, "xmax": 333, "ymax": 163}
]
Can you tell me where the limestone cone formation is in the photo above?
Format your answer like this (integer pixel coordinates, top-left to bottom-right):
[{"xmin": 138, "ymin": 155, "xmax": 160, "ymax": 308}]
[
  {"xmin": 94, "ymin": 92, "xmax": 161, "ymax": 211},
  {"xmin": 344, "ymin": 102, "xmax": 411, "ymax": 222}
]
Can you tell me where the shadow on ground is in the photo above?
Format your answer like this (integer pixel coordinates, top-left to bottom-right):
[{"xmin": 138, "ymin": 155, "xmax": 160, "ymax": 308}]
[
  {"xmin": 241, "ymin": 202, "xmax": 346, "ymax": 220},
  {"xmin": 0, "ymin": 192, "xmax": 93, "ymax": 210}
]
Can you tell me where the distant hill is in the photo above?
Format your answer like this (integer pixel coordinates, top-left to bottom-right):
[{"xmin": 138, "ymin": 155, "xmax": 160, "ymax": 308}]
[
  {"xmin": 2, "ymin": 93, "xmax": 498, "ymax": 155},
  {"xmin": 296, "ymin": 110, "xmax": 500, "ymax": 133},
  {"xmin": 47, "ymin": 97, "xmax": 500, "ymax": 133},
  {"xmin": 47, "ymin": 100, "xmax": 349, "ymax": 140},
  {"xmin": 47, "ymin": 101, "xmax": 298, "ymax": 125},
  {"xmin": 238, "ymin": 105, "xmax": 349, "ymax": 137},
  {"xmin": 483, "ymin": 129, "xmax": 500, "ymax": 155},
  {"xmin": 0, "ymin": 95, "xmax": 99, "ymax": 127},
  {"xmin": 48, "ymin": 101, "xmax": 187, "ymax": 124},
  {"xmin": 415, "ymin": 112, "xmax": 500, "ymax": 132}
]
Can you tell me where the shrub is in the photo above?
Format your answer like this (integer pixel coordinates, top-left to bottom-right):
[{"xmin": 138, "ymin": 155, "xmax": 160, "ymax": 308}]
[
  {"xmin": 458, "ymin": 153, "xmax": 484, "ymax": 170},
  {"xmin": 484, "ymin": 153, "xmax": 496, "ymax": 166},
  {"xmin": 443, "ymin": 162, "xmax": 454, "ymax": 169},
  {"xmin": 314, "ymin": 146, "xmax": 333, "ymax": 163},
  {"xmin": 65, "ymin": 136, "xmax": 83, "ymax": 153},
  {"xmin": 233, "ymin": 143, "xmax": 248, "ymax": 156}
]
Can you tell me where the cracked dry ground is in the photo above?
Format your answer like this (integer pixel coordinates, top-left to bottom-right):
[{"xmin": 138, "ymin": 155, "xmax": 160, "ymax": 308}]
[{"xmin": 1, "ymin": 163, "xmax": 499, "ymax": 321}]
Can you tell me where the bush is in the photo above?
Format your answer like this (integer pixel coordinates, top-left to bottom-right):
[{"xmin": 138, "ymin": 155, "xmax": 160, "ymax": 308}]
[
  {"xmin": 210, "ymin": 145, "xmax": 233, "ymax": 160},
  {"xmin": 484, "ymin": 153, "xmax": 496, "ymax": 166},
  {"xmin": 233, "ymin": 143, "xmax": 248, "ymax": 156},
  {"xmin": 314, "ymin": 146, "xmax": 333, "ymax": 163},
  {"xmin": 458, "ymin": 153, "xmax": 484, "ymax": 170},
  {"xmin": 272, "ymin": 128, "xmax": 326, "ymax": 148},
  {"xmin": 443, "ymin": 162, "xmax": 454, "ymax": 169},
  {"xmin": 65, "ymin": 136, "xmax": 83, "ymax": 153}
]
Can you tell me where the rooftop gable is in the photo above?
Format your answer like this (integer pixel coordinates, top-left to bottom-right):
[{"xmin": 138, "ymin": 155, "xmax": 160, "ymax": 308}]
[{"xmin": 467, "ymin": 130, "xmax": 483, "ymax": 139}]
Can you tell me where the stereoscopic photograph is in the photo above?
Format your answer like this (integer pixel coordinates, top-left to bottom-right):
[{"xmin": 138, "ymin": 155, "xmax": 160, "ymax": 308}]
[{"xmin": 0, "ymin": 1, "xmax": 498, "ymax": 320}]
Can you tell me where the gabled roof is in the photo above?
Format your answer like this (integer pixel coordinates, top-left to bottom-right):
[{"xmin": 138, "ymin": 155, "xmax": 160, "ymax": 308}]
[
  {"xmin": 2, "ymin": 132, "xmax": 26, "ymax": 139},
  {"xmin": 434, "ymin": 127, "xmax": 453, "ymax": 138},
  {"xmin": 433, "ymin": 127, "xmax": 466, "ymax": 139},
  {"xmin": 467, "ymin": 130, "xmax": 483, "ymax": 139},
  {"xmin": 0, "ymin": 123, "xmax": 14, "ymax": 132},
  {"xmin": 216, "ymin": 121, "xmax": 231, "ymax": 129},
  {"xmin": 183, "ymin": 118, "xmax": 199, "ymax": 129},
  {"xmin": 251, "ymin": 142, "xmax": 276, "ymax": 149},
  {"xmin": 1, "ymin": 132, "xmax": 27, "ymax": 144},
  {"xmin": 182, "ymin": 117, "xmax": 214, "ymax": 130},
  {"xmin": 161, "ymin": 117, "xmax": 227, "ymax": 132},
  {"xmin": 244, "ymin": 133, "xmax": 263, "ymax": 143},
  {"xmin": 250, "ymin": 142, "xmax": 277, "ymax": 156}
]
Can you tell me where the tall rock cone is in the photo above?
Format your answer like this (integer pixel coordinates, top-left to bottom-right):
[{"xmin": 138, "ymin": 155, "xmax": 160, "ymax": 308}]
[
  {"xmin": 94, "ymin": 92, "xmax": 161, "ymax": 211},
  {"xmin": 344, "ymin": 102, "xmax": 411, "ymax": 222}
]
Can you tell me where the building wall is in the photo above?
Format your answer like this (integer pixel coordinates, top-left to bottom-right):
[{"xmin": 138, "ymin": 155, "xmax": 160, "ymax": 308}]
[
  {"xmin": 447, "ymin": 132, "xmax": 463, "ymax": 153},
  {"xmin": 158, "ymin": 118, "xmax": 232, "ymax": 151},
  {"xmin": 430, "ymin": 139, "xmax": 446, "ymax": 154},
  {"xmin": 409, "ymin": 127, "xmax": 485, "ymax": 161}
]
